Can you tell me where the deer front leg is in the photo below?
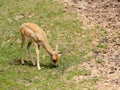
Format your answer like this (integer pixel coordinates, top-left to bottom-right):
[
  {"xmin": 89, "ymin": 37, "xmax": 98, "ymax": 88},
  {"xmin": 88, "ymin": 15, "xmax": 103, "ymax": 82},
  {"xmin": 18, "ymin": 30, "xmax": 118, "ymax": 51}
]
[
  {"xmin": 27, "ymin": 42, "xmax": 36, "ymax": 66},
  {"xmin": 34, "ymin": 43, "xmax": 41, "ymax": 70}
]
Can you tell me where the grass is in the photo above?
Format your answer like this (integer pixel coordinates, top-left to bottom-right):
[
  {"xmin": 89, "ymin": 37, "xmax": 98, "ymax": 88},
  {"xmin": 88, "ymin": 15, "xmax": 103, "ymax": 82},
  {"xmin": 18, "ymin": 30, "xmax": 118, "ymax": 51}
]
[
  {"xmin": 95, "ymin": 58, "xmax": 104, "ymax": 64},
  {"xmin": 97, "ymin": 43, "xmax": 108, "ymax": 49},
  {"xmin": 0, "ymin": 0, "xmax": 107, "ymax": 90},
  {"xmin": 66, "ymin": 69, "xmax": 91, "ymax": 80}
]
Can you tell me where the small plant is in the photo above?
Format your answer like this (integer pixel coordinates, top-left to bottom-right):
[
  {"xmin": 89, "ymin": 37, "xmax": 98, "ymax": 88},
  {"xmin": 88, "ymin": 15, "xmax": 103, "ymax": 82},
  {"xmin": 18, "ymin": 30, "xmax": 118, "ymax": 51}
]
[
  {"xmin": 95, "ymin": 58, "xmax": 104, "ymax": 64},
  {"xmin": 79, "ymin": 69, "xmax": 91, "ymax": 76},
  {"xmin": 91, "ymin": 76, "xmax": 101, "ymax": 84},
  {"xmin": 97, "ymin": 43, "xmax": 108, "ymax": 49}
]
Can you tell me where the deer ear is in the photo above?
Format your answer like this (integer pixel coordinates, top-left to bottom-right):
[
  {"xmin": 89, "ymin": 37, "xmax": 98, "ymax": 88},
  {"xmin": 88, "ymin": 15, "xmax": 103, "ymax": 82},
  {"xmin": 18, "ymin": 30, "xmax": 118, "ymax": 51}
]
[{"xmin": 56, "ymin": 44, "xmax": 62, "ymax": 55}]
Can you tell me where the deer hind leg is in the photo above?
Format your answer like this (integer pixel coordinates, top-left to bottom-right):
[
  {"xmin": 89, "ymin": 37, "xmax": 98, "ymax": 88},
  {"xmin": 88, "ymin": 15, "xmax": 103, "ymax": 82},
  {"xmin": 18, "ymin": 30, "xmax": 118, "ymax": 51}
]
[
  {"xmin": 21, "ymin": 34, "xmax": 25, "ymax": 65},
  {"xmin": 34, "ymin": 43, "xmax": 41, "ymax": 70},
  {"xmin": 27, "ymin": 42, "xmax": 36, "ymax": 66}
]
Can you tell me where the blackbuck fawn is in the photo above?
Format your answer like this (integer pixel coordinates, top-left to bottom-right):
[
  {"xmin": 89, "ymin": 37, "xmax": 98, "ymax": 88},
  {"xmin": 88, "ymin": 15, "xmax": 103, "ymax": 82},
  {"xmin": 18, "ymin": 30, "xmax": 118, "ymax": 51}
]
[{"xmin": 20, "ymin": 23, "xmax": 61, "ymax": 70}]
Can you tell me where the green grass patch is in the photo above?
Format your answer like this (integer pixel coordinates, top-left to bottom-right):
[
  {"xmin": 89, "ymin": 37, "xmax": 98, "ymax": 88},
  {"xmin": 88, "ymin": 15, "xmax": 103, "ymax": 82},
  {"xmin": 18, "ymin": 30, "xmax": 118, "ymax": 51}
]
[
  {"xmin": 95, "ymin": 58, "xmax": 104, "ymax": 64},
  {"xmin": 0, "ymin": 0, "xmax": 107, "ymax": 90},
  {"xmin": 97, "ymin": 43, "xmax": 108, "ymax": 49},
  {"xmin": 67, "ymin": 69, "xmax": 91, "ymax": 80}
]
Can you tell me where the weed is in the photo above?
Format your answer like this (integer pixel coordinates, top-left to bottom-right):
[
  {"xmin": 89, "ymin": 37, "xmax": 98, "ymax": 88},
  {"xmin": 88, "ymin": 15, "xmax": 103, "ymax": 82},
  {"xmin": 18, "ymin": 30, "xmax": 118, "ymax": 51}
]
[{"xmin": 95, "ymin": 58, "xmax": 104, "ymax": 64}]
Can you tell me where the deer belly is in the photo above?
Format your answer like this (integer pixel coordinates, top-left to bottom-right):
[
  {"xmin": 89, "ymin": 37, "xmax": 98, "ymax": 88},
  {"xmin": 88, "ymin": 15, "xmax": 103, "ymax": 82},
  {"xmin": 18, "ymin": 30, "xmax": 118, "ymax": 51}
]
[{"xmin": 25, "ymin": 36, "xmax": 32, "ymax": 42}]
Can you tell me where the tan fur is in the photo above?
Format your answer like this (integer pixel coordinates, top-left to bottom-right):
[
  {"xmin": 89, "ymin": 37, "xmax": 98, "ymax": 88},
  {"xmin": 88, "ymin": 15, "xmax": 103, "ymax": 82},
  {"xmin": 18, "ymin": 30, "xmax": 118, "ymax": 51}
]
[{"xmin": 20, "ymin": 23, "xmax": 61, "ymax": 70}]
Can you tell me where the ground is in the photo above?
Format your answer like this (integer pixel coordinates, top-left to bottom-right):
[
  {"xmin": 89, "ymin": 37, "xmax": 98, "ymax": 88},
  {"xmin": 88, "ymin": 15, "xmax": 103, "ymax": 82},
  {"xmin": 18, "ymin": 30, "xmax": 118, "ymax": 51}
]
[
  {"xmin": 0, "ymin": 0, "xmax": 119, "ymax": 90},
  {"xmin": 59, "ymin": 0, "xmax": 120, "ymax": 90}
]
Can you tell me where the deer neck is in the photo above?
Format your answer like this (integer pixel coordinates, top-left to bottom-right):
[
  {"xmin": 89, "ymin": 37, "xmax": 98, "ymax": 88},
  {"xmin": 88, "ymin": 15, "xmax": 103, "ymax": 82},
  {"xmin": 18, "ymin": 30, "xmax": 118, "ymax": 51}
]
[{"xmin": 42, "ymin": 40, "xmax": 54, "ymax": 56}]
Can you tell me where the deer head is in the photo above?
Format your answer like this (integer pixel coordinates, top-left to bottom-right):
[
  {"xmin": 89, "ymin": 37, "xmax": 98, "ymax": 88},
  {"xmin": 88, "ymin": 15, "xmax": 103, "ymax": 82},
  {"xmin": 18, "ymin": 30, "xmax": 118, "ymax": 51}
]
[{"xmin": 52, "ymin": 44, "xmax": 61, "ymax": 67}]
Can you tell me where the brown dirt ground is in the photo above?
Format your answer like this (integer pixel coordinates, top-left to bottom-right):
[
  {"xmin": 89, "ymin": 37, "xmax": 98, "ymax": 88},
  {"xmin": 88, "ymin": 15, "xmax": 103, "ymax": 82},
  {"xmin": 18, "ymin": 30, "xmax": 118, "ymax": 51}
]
[{"xmin": 59, "ymin": 0, "xmax": 120, "ymax": 90}]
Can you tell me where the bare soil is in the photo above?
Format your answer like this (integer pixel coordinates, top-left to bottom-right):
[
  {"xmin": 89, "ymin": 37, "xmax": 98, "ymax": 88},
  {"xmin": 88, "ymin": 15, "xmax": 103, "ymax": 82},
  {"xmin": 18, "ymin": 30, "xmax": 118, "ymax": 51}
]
[{"xmin": 59, "ymin": 0, "xmax": 120, "ymax": 90}]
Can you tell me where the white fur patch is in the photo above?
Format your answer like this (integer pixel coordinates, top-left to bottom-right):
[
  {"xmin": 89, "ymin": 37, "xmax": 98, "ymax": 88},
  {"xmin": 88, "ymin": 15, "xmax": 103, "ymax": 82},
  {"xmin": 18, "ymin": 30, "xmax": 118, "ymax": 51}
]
[{"xmin": 25, "ymin": 36, "xmax": 31, "ymax": 41}]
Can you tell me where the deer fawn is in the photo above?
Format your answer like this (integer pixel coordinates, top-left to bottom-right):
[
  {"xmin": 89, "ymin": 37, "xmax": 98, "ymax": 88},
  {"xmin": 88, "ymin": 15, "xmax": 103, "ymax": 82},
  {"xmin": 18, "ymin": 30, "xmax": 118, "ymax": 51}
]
[{"xmin": 20, "ymin": 23, "xmax": 61, "ymax": 70}]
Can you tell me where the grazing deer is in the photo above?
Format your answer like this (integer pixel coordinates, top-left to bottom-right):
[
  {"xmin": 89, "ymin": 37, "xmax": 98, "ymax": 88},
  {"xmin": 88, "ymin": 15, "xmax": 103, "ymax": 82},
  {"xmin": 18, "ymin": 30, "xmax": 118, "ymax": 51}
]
[{"xmin": 20, "ymin": 23, "xmax": 61, "ymax": 70}]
